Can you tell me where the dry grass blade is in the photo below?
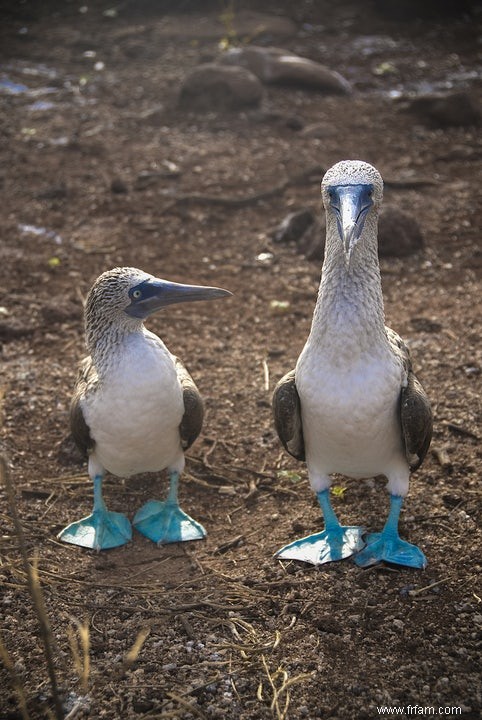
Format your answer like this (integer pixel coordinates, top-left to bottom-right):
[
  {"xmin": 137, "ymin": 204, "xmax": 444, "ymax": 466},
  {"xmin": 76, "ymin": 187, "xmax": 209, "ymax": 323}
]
[
  {"xmin": 260, "ymin": 655, "xmax": 313, "ymax": 720},
  {"xmin": 408, "ymin": 577, "xmax": 450, "ymax": 597},
  {"xmin": 67, "ymin": 617, "xmax": 90, "ymax": 693},
  {"xmin": 262, "ymin": 358, "xmax": 270, "ymax": 391},
  {"xmin": 0, "ymin": 456, "xmax": 63, "ymax": 720},
  {"xmin": 0, "ymin": 632, "xmax": 30, "ymax": 720},
  {"xmin": 123, "ymin": 626, "xmax": 151, "ymax": 669},
  {"xmin": 261, "ymin": 655, "xmax": 288, "ymax": 720}
]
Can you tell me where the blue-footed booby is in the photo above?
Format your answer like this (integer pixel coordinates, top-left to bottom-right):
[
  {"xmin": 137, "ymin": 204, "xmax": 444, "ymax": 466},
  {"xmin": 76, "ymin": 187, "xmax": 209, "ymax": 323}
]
[
  {"xmin": 273, "ymin": 160, "xmax": 432, "ymax": 569},
  {"xmin": 58, "ymin": 267, "xmax": 231, "ymax": 550}
]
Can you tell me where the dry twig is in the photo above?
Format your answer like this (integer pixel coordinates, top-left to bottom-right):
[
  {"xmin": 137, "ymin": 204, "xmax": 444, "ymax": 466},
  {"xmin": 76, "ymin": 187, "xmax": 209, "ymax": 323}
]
[
  {"xmin": 0, "ymin": 456, "xmax": 64, "ymax": 720},
  {"xmin": 67, "ymin": 617, "xmax": 90, "ymax": 693}
]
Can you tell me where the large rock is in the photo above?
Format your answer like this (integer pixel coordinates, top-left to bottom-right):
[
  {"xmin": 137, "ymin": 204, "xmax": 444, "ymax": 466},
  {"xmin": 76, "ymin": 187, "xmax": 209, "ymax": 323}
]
[
  {"xmin": 378, "ymin": 205, "xmax": 424, "ymax": 256},
  {"xmin": 272, "ymin": 209, "xmax": 315, "ymax": 244},
  {"xmin": 402, "ymin": 91, "xmax": 480, "ymax": 127},
  {"xmin": 221, "ymin": 46, "xmax": 352, "ymax": 95},
  {"xmin": 178, "ymin": 63, "xmax": 263, "ymax": 112}
]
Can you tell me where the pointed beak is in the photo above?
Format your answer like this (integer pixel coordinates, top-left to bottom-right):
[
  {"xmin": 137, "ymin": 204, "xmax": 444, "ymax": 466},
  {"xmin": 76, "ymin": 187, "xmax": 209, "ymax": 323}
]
[
  {"xmin": 329, "ymin": 183, "xmax": 374, "ymax": 265},
  {"xmin": 125, "ymin": 278, "xmax": 232, "ymax": 319}
]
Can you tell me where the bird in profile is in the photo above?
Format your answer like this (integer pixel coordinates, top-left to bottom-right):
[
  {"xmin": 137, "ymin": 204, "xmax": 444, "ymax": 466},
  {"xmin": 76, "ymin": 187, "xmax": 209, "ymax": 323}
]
[
  {"xmin": 273, "ymin": 160, "xmax": 432, "ymax": 569},
  {"xmin": 58, "ymin": 267, "xmax": 231, "ymax": 550}
]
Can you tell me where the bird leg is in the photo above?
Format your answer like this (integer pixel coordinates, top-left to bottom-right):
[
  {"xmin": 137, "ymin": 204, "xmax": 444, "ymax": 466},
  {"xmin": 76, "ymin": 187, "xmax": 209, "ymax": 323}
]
[
  {"xmin": 275, "ymin": 488, "xmax": 365, "ymax": 564},
  {"xmin": 133, "ymin": 470, "xmax": 206, "ymax": 545},
  {"xmin": 354, "ymin": 494, "xmax": 427, "ymax": 569},
  {"xmin": 57, "ymin": 474, "xmax": 132, "ymax": 550}
]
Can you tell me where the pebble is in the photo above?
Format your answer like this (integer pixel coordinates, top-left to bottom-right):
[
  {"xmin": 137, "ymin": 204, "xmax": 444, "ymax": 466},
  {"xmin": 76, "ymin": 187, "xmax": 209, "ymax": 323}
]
[
  {"xmin": 110, "ymin": 178, "xmax": 128, "ymax": 194},
  {"xmin": 162, "ymin": 663, "xmax": 177, "ymax": 671},
  {"xmin": 272, "ymin": 209, "xmax": 315, "ymax": 244}
]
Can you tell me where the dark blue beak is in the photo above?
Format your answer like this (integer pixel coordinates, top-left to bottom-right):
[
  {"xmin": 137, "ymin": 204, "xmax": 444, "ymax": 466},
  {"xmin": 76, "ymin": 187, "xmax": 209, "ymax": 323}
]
[
  {"xmin": 125, "ymin": 278, "xmax": 232, "ymax": 319},
  {"xmin": 328, "ymin": 183, "xmax": 374, "ymax": 263}
]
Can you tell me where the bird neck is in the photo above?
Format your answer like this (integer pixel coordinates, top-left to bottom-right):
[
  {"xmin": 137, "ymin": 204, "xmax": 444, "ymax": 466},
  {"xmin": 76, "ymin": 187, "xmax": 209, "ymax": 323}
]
[
  {"xmin": 86, "ymin": 320, "xmax": 144, "ymax": 372},
  {"xmin": 309, "ymin": 217, "xmax": 387, "ymax": 353}
]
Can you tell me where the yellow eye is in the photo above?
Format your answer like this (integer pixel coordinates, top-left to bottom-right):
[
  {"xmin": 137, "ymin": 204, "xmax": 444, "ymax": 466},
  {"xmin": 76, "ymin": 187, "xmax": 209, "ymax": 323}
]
[{"xmin": 132, "ymin": 289, "xmax": 142, "ymax": 299}]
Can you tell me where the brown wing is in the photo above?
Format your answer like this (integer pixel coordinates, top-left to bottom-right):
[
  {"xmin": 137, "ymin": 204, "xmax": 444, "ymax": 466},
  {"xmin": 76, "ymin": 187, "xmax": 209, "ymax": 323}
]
[
  {"xmin": 174, "ymin": 357, "xmax": 204, "ymax": 451},
  {"xmin": 272, "ymin": 369, "xmax": 305, "ymax": 461},
  {"xmin": 69, "ymin": 356, "xmax": 96, "ymax": 456},
  {"xmin": 387, "ymin": 327, "xmax": 433, "ymax": 471}
]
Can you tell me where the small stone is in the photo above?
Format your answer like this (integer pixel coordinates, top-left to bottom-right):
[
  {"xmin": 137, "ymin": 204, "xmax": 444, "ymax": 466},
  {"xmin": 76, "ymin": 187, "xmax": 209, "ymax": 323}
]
[
  {"xmin": 110, "ymin": 178, "xmax": 128, "ymax": 194},
  {"xmin": 132, "ymin": 699, "xmax": 155, "ymax": 713},
  {"xmin": 256, "ymin": 251, "xmax": 274, "ymax": 265},
  {"xmin": 410, "ymin": 317, "xmax": 443, "ymax": 333},
  {"xmin": 162, "ymin": 663, "xmax": 177, "ymax": 672},
  {"xmin": 314, "ymin": 616, "xmax": 343, "ymax": 634},
  {"xmin": 272, "ymin": 209, "xmax": 315, "ymax": 244}
]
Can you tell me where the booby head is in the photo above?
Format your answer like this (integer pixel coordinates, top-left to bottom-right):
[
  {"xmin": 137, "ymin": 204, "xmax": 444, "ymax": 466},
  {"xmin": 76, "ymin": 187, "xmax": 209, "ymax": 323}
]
[
  {"xmin": 321, "ymin": 160, "xmax": 383, "ymax": 266},
  {"xmin": 85, "ymin": 267, "xmax": 231, "ymax": 349}
]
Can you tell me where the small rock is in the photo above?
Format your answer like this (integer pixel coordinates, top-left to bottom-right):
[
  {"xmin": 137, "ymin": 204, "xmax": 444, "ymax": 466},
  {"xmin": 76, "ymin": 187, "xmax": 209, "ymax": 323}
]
[
  {"xmin": 221, "ymin": 46, "xmax": 352, "ymax": 95},
  {"xmin": 270, "ymin": 299, "xmax": 290, "ymax": 314},
  {"xmin": 410, "ymin": 317, "xmax": 443, "ymax": 333},
  {"xmin": 178, "ymin": 63, "xmax": 263, "ymax": 112},
  {"xmin": 35, "ymin": 184, "xmax": 68, "ymax": 200},
  {"xmin": 272, "ymin": 208, "xmax": 315, "ymax": 244},
  {"xmin": 132, "ymin": 699, "xmax": 155, "ymax": 713},
  {"xmin": 0, "ymin": 320, "xmax": 35, "ymax": 341},
  {"xmin": 256, "ymin": 251, "xmax": 274, "ymax": 265},
  {"xmin": 162, "ymin": 663, "xmax": 177, "ymax": 672},
  {"xmin": 399, "ymin": 584, "xmax": 416, "ymax": 597},
  {"xmin": 378, "ymin": 205, "xmax": 424, "ymax": 257},
  {"xmin": 402, "ymin": 91, "xmax": 481, "ymax": 127},
  {"xmin": 110, "ymin": 178, "xmax": 128, "ymax": 194},
  {"xmin": 314, "ymin": 616, "xmax": 343, "ymax": 634}
]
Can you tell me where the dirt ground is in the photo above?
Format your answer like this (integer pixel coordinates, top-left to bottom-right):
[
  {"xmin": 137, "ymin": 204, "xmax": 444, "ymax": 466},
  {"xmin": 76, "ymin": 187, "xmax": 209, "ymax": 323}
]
[{"xmin": 0, "ymin": 1, "xmax": 481, "ymax": 719}]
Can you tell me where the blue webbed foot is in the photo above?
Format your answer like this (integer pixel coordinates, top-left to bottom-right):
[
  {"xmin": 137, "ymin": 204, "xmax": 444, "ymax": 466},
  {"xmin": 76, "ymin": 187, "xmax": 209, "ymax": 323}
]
[
  {"xmin": 58, "ymin": 510, "xmax": 132, "ymax": 550},
  {"xmin": 276, "ymin": 525, "xmax": 365, "ymax": 565},
  {"xmin": 276, "ymin": 488, "xmax": 365, "ymax": 565},
  {"xmin": 133, "ymin": 500, "xmax": 206, "ymax": 545},
  {"xmin": 354, "ymin": 532, "xmax": 427, "ymax": 569},
  {"xmin": 354, "ymin": 494, "xmax": 427, "ymax": 569}
]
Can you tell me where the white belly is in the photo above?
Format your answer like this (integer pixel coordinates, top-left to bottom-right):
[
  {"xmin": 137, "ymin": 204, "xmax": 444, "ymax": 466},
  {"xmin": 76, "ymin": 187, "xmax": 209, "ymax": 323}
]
[
  {"xmin": 83, "ymin": 333, "xmax": 184, "ymax": 478},
  {"xmin": 296, "ymin": 345, "xmax": 406, "ymax": 479}
]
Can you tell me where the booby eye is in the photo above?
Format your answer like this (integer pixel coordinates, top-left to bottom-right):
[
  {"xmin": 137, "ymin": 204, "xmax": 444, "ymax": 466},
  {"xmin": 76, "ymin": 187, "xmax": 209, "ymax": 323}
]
[{"xmin": 132, "ymin": 289, "xmax": 142, "ymax": 299}]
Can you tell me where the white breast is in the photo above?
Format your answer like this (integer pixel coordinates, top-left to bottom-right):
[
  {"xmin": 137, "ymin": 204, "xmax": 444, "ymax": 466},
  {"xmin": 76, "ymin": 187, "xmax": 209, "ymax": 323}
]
[
  {"xmin": 83, "ymin": 330, "xmax": 185, "ymax": 478},
  {"xmin": 296, "ymin": 340, "xmax": 406, "ymax": 480}
]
